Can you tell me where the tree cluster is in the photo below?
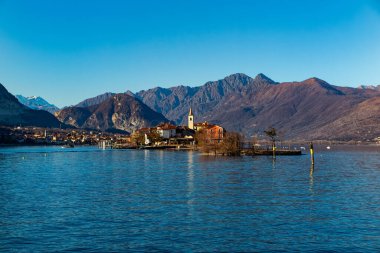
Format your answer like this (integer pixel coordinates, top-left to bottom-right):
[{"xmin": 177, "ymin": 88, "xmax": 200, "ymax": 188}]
[
  {"xmin": 131, "ymin": 130, "xmax": 163, "ymax": 146},
  {"xmin": 195, "ymin": 130, "xmax": 242, "ymax": 156}
]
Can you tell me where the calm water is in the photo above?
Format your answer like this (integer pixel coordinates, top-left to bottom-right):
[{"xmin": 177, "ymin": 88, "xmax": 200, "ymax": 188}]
[{"xmin": 0, "ymin": 145, "xmax": 379, "ymax": 252}]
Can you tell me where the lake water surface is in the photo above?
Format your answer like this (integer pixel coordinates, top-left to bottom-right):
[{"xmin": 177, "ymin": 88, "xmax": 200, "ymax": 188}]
[{"xmin": 0, "ymin": 146, "xmax": 379, "ymax": 252}]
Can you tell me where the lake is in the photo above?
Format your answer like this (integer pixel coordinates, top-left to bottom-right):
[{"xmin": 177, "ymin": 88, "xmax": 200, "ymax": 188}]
[{"xmin": 0, "ymin": 145, "xmax": 379, "ymax": 252}]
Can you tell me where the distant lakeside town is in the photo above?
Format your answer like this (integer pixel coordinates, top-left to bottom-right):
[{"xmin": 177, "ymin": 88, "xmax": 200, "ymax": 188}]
[{"xmin": 0, "ymin": 108, "xmax": 224, "ymax": 148}]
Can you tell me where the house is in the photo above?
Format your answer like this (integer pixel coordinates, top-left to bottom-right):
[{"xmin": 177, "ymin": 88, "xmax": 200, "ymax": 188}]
[
  {"xmin": 193, "ymin": 121, "xmax": 210, "ymax": 132},
  {"xmin": 205, "ymin": 124, "xmax": 225, "ymax": 143},
  {"xmin": 173, "ymin": 126, "xmax": 196, "ymax": 145},
  {"xmin": 156, "ymin": 123, "xmax": 177, "ymax": 139}
]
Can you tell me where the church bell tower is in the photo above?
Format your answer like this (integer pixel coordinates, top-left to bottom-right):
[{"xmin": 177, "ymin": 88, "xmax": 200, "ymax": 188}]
[{"xmin": 188, "ymin": 107, "xmax": 194, "ymax": 130}]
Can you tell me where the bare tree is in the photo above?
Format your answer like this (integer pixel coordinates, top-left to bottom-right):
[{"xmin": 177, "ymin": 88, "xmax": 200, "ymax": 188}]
[
  {"xmin": 131, "ymin": 132, "xmax": 145, "ymax": 146},
  {"xmin": 147, "ymin": 130, "xmax": 162, "ymax": 145},
  {"xmin": 264, "ymin": 127, "xmax": 277, "ymax": 157},
  {"xmin": 219, "ymin": 132, "xmax": 242, "ymax": 156},
  {"xmin": 264, "ymin": 127, "xmax": 277, "ymax": 142},
  {"xmin": 195, "ymin": 129, "xmax": 221, "ymax": 155},
  {"xmin": 195, "ymin": 129, "xmax": 211, "ymax": 153}
]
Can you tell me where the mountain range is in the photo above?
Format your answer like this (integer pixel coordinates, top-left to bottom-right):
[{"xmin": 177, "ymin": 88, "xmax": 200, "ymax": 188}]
[
  {"xmin": 133, "ymin": 73, "xmax": 380, "ymax": 141},
  {"xmin": 0, "ymin": 83, "xmax": 64, "ymax": 128},
  {"xmin": 2, "ymin": 73, "xmax": 380, "ymax": 141},
  {"xmin": 61, "ymin": 73, "xmax": 380, "ymax": 141},
  {"xmin": 16, "ymin": 95, "xmax": 60, "ymax": 114}
]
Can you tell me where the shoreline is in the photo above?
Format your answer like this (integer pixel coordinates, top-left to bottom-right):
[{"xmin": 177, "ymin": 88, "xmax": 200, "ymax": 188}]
[{"xmin": 1, "ymin": 142, "xmax": 380, "ymax": 147}]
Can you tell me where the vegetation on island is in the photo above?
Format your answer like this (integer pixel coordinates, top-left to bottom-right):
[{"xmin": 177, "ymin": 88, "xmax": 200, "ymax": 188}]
[
  {"xmin": 131, "ymin": 130, "xmax": 162, "ymax": 146},
  {"xmin": 195, "ymin": 130, "xmax": 242, "ymax": 156}
]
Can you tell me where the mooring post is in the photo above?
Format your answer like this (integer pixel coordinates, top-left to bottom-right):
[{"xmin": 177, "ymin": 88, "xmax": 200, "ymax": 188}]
[{"xmin": 310, "ymin": 142, "xmax": 315, "ymax": 165}]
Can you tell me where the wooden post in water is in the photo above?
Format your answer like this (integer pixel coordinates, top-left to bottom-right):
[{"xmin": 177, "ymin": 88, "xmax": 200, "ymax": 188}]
[{"xmin": 309, "ymin": 142, "xmax": 315, "ymax": 165}]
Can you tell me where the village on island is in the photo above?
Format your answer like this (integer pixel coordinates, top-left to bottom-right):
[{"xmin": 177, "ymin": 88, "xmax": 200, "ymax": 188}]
[{"xmin": 130, "ymin": 108, "xmax": 224, "ymax": 148}]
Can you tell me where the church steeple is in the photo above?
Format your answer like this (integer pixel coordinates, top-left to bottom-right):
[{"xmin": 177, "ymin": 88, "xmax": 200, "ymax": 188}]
[{"xmin": 188, "ymin": 107, "xmax": 194, "ymax": 129}]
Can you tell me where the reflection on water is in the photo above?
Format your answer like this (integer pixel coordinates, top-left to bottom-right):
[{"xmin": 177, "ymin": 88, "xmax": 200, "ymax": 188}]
[
  {"xmin": 0, "ymin": 146, "xmax": 379, "ymax": 252},
  {"xmin": 309, "ymin": 165, "xmax": 314, "ymax": 195},
  {"xmin": 187, "ymin": 151, "xmax": 195, "ymax": 216},
  {"xmin": 187, "ymin": 151, "xmax": 194, "ymax": 196}
]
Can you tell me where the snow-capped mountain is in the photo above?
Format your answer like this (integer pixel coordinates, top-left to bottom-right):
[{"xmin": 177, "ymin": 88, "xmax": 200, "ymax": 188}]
[
  {"xmin": 16, "ymin": 95, "xmax": 60, "ymax": 114},
  {"xmin": 358, "ymin": 85, "xmax": 380, "ymax": 91}
]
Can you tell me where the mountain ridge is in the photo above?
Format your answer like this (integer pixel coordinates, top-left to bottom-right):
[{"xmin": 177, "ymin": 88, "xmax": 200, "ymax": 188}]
[
  {"xmin": 135, "ymin": 73, "xmax": 277, "ymax": 124},
  {"xmin": 65, "ymin": 73, "xmax": 374, "ymax": 141},
  {"xmin": 56, "ymin": 93, "xmax": 170, "ymax": 133},
  {"xmin": 133, "ymin": 73, "xmax": 380, "ymax": 141}
]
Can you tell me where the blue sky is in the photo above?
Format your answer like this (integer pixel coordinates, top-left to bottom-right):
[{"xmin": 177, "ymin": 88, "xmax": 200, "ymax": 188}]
[{"xmin": 1, "ymin": 0, "xmax": 380, "ymax": 107}]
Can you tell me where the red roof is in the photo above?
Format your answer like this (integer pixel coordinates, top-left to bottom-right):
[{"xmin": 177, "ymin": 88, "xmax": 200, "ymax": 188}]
[{"xmin": 157, "ymin": 123, "xmax": 177, "ymax": 130}]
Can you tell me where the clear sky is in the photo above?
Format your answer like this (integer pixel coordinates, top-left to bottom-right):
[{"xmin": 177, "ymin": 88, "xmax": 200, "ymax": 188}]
[{"xmin": 1, "ymin": 0, "xmax": 380, "ymax": 107}]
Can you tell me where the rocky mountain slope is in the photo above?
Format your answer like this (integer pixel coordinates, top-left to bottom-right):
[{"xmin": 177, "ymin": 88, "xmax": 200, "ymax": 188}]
[
  {"xmin": 135, "ymin": 73, "xmax": 276, "ymax": 124},
  {"xmin": 134, "ymin": 73, "xmax": 380, "ymax": 141},
  {"xmin": 56, "ymin": 93, "xmax": 170, "ymax": 133},
  {"xmin": 16, "ymin": 95, "xmax": 60, "ymax": 114},
  {"xmin": 0, "ymin": 83, "xmax": 65, "ymax": 128},
  {"xmin": 313, "ymin": 96, "xmax": 380, "ymax": 141},
  {"xmin": 75, "ymin": 92, "xmax": 116, "ymax": 107}
]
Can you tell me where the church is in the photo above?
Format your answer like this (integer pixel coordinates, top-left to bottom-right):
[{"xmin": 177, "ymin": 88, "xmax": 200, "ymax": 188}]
[{"xmin": 187, "ymin": 108, "xmax": 225, "ymax": 143}]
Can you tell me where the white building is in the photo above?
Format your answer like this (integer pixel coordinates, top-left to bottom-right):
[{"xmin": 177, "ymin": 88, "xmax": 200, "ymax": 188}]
[{"xmin": 157, "ymin": 123, "xmax": 177, "ymax": 139}]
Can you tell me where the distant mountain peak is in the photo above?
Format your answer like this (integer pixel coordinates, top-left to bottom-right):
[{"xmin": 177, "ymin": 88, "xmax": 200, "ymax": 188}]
[
  {"xmin": 303, "ymin": 77, "xmax": 332, "ymax": 87},
  {"xmin": 125, "ymin": 90, "xmax": 135, "ymax": 97},
  {"xmin": 225, "ymin": 73, "xmax": 250, "ymax": 79},
  {"xmin": 216, "ymin": 73, "xmax": 253, "ymax": 88},
  {"xmin": 75, "ymin": 92, "xmax": 116, "ymax": 107},
  {"xmin": 303, "ymin": 77, "xmax": 344, "ymax": 95},
  {"xmin": 358, "ymin": 84, "xmax": 380, "ymax": 91},
  {"xmin": 228, "ymin": 73, "xmax": 253, "ymax": 81},
  {"xmin": 254, "ymin": 73, "xmax": 276, "ymax": 84},
  {"xmin": 16, "ymin": 95, "xmax": 59, "ymax": 114},
  {"xmin": 304, "ymin": 77, "xmax": 328, "ymax": 84}
]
